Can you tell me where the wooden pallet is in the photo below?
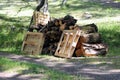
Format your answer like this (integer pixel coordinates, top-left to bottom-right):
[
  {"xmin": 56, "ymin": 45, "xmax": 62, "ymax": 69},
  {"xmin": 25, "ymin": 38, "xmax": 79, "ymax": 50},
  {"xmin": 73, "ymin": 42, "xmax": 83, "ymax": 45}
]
[
  {"xmin": 55, "ymin": 30, "xmax": 81, "ymax": 58},
  {"xmin": 33, "ymin": 11, "xmax": 49, "ymax": 26},
  {"xmin": 21, "ymin": 32, "xmax": 45, "ymax": 55}
]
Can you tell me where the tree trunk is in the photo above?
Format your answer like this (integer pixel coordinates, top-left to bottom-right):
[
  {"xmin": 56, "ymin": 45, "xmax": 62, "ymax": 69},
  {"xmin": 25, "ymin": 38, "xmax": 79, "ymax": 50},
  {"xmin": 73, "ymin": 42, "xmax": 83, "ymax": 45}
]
[
  {"xmin": 61, "ymin": 0, "xmax": 67, "ymax": 7},
  {"xmin": 36, "ymin": 0, "xmax": 45, "ymax": 11}
]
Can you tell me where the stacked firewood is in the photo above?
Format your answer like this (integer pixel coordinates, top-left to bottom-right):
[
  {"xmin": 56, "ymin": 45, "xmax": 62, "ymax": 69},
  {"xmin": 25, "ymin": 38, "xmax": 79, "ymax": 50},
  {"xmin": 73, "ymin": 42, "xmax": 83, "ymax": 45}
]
[
  {"xmin": 40, "ymin": 16, "xmax": 108, "ymax": 56},
  {"xmin": 41, "ymin": 15, "xmax": 77, "ymax": 55},
  {"xmin": 75, "ymin": 23, "xmax": 108, "ymax": 57}
]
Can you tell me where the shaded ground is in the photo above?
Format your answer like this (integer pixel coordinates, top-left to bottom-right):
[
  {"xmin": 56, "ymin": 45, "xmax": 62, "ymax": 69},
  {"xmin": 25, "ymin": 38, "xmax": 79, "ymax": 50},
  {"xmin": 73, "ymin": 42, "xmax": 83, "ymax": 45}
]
[
  {"xmin": 93, "ymin": 0, "xmax": 120, "ymax": 8},
  {"xmin": 0, "ymin": 52, "xmax": 120, "ymax": 80}
]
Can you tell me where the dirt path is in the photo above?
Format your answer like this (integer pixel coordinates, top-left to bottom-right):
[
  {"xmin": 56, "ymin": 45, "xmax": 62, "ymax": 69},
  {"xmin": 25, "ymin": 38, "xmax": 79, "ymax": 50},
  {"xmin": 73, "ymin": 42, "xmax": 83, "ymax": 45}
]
[{"xmin": 0, "ymin": 52, "xmax": 120, "ymax": 80}]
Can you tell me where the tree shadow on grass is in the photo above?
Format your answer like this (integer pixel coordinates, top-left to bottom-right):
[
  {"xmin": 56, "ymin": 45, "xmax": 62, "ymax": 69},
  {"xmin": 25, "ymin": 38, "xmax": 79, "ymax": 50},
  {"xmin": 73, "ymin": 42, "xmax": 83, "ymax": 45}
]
[
  {"xmin": 0, "ymin": 14, "xmax": 31, "ymax": 23},
  {"xmin": 49, "ymin": 0, "xmax": 120, "ymax": 18},
  {"xmin": 0, "ymin": 52, "xmax": 120, "ymax": 80},
  {"xmin": 0, "ymin": 24, "xmax": 28, "ymax": 54},
  {"xmin": 68, "ymin": 0, "xmax": 120, "ymax": 10},
  {"xmin": 103, "ymin": 2, "xmax": 120, "ymax": 8},
  {"xmin": 0, "ymin": 0, "xmax": 35, "ymax": 11},
  {"xmin": 0, "ymin": 56, "xmax": 45, "ymax": 80},
  {"xmin": 0, "ymin": 14, "xmax": 30, "ymax": 53},
  {"xmin": 0, "ymin": 14, "xmax": 19, "ymax": 22},
  {"xmin": 0, "ymin": 29, "xmax": 27, "ymax": 54},
  {"xmin": 79, "ymin": 0, "xmax": 120, "ymax": 8}
]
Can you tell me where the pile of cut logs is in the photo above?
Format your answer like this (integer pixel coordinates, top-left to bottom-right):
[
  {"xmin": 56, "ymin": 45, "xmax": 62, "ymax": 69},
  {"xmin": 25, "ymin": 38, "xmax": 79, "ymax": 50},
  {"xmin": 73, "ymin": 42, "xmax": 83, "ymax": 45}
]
[
  {"xmin": 28, "ymin": 14, "xmax": 108, "ymax": 57},
  {"xmin": 41, "ymin": 15, "xmax": 78, "ymax": 55},
  {"xmin": 75, "ymin": 24, "xmax": 108, "ymax": 57}
]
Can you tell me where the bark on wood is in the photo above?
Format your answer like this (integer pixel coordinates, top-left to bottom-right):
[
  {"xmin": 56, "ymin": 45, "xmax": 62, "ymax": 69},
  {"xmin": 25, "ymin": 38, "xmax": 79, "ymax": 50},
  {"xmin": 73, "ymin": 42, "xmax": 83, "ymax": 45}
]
[
  {"xmin": 83, "ymin": 46, "xmax": 108, "ymax": 56},
  {"xmin": 74, "ymin": 23, "xmax": 108, "ymax": 57},
  {"xmin": 79, "ymin": 23, "xmax": 98, "ymax": 33},
  {"xmin": 81, "ymin": 33, "xmax": 102, "ymax": 44},
  {"xmin": 82, "ymin": 43, "xmax": 108, "ymax": 50},
  {"xmin": 75, "ymin": 43, "xmax": 108, "ymax": 57}
]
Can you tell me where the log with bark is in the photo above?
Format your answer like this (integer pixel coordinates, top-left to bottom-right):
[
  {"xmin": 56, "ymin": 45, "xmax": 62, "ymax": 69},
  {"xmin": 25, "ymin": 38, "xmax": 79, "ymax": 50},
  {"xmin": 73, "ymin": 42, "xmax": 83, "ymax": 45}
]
[
  {"xmin": 80, "ymin": 33, "xmax": 102, "ymax": 44},
  {"xmin": 75, "ymin": 43, "xmax": 108, "ymax": 57},
  {"xmin": 74, "ymin": 24, "xmax": 108, "ymax": 57},
  {"xmin": 79, "ymin": 23, "xmax": 98, "ymax": 33}
]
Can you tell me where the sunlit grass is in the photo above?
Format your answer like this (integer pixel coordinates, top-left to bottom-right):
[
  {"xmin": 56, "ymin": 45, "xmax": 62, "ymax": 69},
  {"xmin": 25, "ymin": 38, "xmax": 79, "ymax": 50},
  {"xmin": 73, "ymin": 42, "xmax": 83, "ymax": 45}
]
[
  {"xmin": 97, "ymin": 22, "xmax": 120, "ymax": 56},
  {"xmin": 0, "ymin": 57, "xmax": 28, "ymax": 71}
]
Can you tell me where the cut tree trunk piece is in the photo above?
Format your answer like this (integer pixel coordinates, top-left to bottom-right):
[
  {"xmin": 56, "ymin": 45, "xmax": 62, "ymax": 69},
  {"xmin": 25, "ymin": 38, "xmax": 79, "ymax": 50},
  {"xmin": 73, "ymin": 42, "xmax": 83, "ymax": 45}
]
[
  {"xmin": 80, "ymin": 23, "xmax": 98, "ymax": 33},
  {"xmin": 81, "ymin": 33, "xmax": 102, "ymax": 44},
  {"xmin": 55, "ymin": 30, "xmax": 81, "ymax": 58},
  {"xmin": 76, "ymin": 38, "xmax": 82, "ymax": 49},
  {"xmin": 74, "ymin": 32, "xmax": 101, "ymax": 50},
  {"xmin": 75, "ymin": 43, "xmax": 108, "ymax": 57},
  {"xmin": 82, "ymin": 43, "xmax": 108, "ymax": 50},
  {"xmin": 75, "ymin": 48, "xmax": 84, "ymax": 57},
  {"xmin": 82, "ymin": 46, "xmax": 108, "ymax": 56}
]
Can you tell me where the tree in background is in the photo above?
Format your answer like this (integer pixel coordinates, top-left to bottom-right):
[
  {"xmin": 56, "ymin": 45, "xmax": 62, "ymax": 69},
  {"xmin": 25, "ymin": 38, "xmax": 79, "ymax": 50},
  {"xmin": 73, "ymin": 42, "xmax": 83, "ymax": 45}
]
[
  {"xmin": 61, "ymin": 0, "xmax": 67, "ymax": 7},
  {"xmin": 37, "ymin": 0, "xmax": 68, "ymax": 7},
  {"xmin": 28, "ymin": 0, "xmax": 49, "ymax": 32}
]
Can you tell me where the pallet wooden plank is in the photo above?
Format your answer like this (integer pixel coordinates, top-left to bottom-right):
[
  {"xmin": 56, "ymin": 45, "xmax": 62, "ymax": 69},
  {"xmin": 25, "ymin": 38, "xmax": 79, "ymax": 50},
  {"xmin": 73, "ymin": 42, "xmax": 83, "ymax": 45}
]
[
  {"xmin": 21, "ymin": 32, "xmax": 45, "ymax": 55},
  {"xmin": 55, "ymin": 30, "xmax": 81, "ymax": 58}
]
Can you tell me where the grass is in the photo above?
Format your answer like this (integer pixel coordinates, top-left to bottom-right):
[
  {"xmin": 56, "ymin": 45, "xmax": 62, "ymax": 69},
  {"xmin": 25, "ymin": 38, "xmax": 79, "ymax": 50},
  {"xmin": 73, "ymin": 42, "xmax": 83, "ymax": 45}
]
[
  {"xmin": 49, "ymin": 0, "xmax": 120, "ymax": 18},
  {"xmin": 0, "ymin": 57, "xmax": 82, "ymax": 80},
  {"xmin": 97, "ymin": 22, "xmax": 120, "ymax": 57}
]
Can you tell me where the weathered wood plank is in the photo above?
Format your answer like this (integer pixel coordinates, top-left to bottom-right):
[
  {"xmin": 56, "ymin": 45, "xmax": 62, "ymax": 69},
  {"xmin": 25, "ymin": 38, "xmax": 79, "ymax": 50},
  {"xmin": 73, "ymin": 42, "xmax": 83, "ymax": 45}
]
[
  {"xmin": 21, "ymin": 32, "xmax": 45, "ymax": 55},
  {"xmin": 55, "ymin": 30, "xmax": 81, "ymax": 58}
]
